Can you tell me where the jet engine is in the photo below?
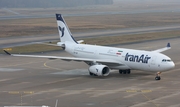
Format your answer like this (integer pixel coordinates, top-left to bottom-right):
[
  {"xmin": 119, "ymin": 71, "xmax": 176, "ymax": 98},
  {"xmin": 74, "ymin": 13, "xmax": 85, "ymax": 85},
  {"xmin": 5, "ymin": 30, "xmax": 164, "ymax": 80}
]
[{"xmin": 88, "ymin": 65, "xmax": 110, "ymax": 76}]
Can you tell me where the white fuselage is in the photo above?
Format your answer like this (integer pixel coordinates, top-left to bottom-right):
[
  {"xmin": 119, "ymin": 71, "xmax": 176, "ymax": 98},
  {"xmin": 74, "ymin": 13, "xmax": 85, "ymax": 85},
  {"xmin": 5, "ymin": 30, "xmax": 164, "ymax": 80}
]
[{"xmin": 65, "ymin": 42, "xmax": 174, "ymax": 72}]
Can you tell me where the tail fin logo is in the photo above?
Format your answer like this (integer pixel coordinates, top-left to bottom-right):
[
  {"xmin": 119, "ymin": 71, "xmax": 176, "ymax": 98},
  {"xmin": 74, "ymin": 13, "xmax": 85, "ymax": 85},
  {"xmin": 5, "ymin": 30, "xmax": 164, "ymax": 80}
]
[{"xmin": 59, "ymin": 26, "xmax": 65, "ymax": 37}]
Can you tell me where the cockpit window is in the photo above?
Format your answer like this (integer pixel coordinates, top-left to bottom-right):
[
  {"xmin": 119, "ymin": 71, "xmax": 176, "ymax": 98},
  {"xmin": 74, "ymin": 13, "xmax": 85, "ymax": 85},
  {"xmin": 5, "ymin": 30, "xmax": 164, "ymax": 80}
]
[
  {"xmin": 167, "ymin": 60, "xmax": 171, "ymax": 62},
  {"xmin": 162, "ymin": 59, "xmax": 172, "ymax": 62}
]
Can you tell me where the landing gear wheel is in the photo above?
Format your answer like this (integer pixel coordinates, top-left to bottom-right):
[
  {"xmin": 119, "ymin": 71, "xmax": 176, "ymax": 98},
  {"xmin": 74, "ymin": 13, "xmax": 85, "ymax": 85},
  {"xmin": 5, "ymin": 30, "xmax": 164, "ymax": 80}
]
[
  {"xmin": 155, "ymin": 72, "xmax": 161, "ymax": 80},
  {"xmin": 123, "ymin": 71, "xmax": 127, "ymax": 74},
  {"xmin": 119, "ymin": 70, "xmax": 123, "ymax": 74},
  {"xmin": 127, "ymin": 69, "xmax": 131, "ymax": 74},
  {"xmin": 119, "ymin": 69, "xmax": 131, "ymax": 74},
  {"xmin": 155, "ymin": 76, "xmax": 161, "ymax": 80}
]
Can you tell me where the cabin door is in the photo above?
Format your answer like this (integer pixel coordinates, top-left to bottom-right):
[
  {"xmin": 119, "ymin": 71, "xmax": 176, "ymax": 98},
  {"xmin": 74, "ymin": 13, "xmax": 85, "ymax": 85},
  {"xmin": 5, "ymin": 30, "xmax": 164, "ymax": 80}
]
[{"xmin": 151, "ymin": 56, "xmax": 157, "ymax": 65}]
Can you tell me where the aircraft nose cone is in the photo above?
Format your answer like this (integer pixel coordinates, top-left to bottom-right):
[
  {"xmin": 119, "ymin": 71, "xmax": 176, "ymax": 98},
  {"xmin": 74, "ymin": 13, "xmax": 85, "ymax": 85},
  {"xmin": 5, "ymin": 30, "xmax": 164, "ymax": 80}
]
[
  {"xmin": 171, "ymin": 62, "xmax": 175, "ymax": 68},
  {"xmin": 168, "ymin": 62, "xmax": 175, "ymax": 70},
  {"xmin": 161, "ymin": 61, "xmax": 175, "ymax": 71}
]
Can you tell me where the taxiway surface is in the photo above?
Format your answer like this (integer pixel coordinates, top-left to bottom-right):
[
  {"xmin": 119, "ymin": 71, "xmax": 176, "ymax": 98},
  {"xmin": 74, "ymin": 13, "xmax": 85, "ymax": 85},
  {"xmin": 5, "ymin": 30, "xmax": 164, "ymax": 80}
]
[{"xmin": 0, "ymin": 37, "xmax": 180, "ymax": 107}]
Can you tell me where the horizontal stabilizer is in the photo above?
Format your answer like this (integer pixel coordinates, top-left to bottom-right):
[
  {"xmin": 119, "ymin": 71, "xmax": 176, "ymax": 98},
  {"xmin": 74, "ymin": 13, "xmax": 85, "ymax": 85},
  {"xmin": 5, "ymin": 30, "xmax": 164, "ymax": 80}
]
[
  {"xmin": 77, "ymin": 40, "xmax": 84, "ymax": 44},
  {"xmin": 57, "ymin": 42, "xmax": 65, "ymax": 47},
  {"xmin": 33, "ymin": 42, "xmax": 60, "ymax": 46}
]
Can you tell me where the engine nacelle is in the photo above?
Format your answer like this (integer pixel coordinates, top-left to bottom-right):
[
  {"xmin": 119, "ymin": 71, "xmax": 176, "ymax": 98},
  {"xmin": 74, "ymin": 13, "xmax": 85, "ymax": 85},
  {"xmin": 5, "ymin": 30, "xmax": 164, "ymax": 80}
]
[{"xmin": 88, "ymin": 65, "xmax": 110, "ymax": 76}]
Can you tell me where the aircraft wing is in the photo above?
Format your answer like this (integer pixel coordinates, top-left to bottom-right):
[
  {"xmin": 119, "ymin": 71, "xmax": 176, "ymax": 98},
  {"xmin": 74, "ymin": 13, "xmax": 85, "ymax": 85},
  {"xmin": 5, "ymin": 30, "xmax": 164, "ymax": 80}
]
[
  {"xmin": 4, "ymin": 50, "xmax": 123, "ymax": 66},
  {"xmin": 152, "ymin": 43, "xmax": 171, "ymax": 53}
]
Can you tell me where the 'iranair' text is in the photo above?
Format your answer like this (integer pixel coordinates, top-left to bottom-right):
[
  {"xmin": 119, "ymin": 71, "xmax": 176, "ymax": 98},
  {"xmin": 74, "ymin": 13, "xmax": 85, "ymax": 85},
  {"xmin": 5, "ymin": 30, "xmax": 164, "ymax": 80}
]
[{"xmin": 125, "ymin": 53, "xmax": 151, "ymax": 64}]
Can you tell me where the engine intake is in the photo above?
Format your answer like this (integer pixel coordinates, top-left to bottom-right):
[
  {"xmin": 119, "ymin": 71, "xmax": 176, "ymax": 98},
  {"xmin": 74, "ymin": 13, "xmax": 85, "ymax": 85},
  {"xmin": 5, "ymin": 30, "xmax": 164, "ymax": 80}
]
[{"xmin": 88, "ymin": 65, "xmax": 110, "ymax": 76}]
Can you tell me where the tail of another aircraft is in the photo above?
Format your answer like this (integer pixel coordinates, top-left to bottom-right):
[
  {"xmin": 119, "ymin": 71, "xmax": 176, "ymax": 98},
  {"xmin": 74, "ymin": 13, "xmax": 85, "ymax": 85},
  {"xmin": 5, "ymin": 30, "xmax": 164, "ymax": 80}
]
[{"xmin": 56, "ymin": 14, "xmax": 77, "ymax": 44}]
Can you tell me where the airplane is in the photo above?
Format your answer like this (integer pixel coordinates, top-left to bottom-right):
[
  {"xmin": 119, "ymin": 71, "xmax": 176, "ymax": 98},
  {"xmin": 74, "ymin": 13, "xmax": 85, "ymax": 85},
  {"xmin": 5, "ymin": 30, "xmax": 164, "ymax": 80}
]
[{"xmin": 4, "ymin": 14, "xmax": 175, "ymax": 80}]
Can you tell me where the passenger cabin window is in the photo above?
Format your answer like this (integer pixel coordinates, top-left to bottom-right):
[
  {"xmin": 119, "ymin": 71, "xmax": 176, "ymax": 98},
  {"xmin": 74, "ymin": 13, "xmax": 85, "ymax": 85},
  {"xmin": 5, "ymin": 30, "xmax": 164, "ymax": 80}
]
[{"xmin": 167, "ymin": 60, "xmax": 171, "ymax": 62}]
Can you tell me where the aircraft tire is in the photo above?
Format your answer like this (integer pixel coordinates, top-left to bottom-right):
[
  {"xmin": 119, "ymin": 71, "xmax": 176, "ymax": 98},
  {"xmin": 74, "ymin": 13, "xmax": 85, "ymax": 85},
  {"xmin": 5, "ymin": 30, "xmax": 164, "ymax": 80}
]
[
  {"xmin": 119, "ymin": 70, "xmax": 123, "ymax": 74},
  {"xmin": 155, "ymin": 76, "xmax": 161, "ymax": 80},
  {"xmin": 127, "ymin": 69, "xmax": 131, "ymax": 74},
  {"xmin": 123, "ymin": 71, "xmax": 127, "ymax": 74}
]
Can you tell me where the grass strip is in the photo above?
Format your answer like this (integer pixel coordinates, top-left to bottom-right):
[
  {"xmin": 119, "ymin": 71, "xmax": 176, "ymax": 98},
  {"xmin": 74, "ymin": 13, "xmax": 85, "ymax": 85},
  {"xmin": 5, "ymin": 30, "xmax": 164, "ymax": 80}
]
[{"xmin": 1, "ymin": 30, "xmax": 180, "ymax": 54}]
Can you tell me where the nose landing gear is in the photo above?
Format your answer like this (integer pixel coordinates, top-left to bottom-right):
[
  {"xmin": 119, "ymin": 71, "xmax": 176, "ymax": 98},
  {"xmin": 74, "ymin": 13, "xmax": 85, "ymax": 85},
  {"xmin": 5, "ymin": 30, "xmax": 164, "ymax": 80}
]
[{"xmin": 155, "ymin": 72, "xmax": 161, "ymax": 80}]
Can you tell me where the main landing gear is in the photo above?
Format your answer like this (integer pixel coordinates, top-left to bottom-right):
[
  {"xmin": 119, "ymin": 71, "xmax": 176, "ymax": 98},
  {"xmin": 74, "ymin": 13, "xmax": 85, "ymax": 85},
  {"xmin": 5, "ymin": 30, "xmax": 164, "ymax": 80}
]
[
  {"xmin": 119, "ymin": 69, "xmax": 131, "ymax": 74},
  {"xmin": 155, "ymin": 72, "xmax": 161, "ymax": 80}
]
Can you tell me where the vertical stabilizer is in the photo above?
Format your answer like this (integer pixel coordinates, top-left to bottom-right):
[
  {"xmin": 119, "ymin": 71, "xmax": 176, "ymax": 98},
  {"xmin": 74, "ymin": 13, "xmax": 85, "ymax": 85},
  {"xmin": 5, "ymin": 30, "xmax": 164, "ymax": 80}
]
[{"xmin": 56, "ymin": 14, "xmax": 77, "ymax": 44}]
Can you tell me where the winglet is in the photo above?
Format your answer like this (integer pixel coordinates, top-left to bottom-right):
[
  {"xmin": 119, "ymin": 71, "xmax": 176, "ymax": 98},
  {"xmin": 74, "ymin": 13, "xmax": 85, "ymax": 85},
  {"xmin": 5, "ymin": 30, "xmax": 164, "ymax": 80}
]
[
  {"xmin": 3, "ymin": 50, "xmax": 11, "ymax": 55},
  {"xmin": 152, "ymin": 42, "xmax": 171, "ymax": 53},
  {"xmin": 167, "ymin": 43, "xmax": 170, "ymax": 48},
  {"xmin": 55, "ymin": 99, "xmax": 58, "ymax": 107}
]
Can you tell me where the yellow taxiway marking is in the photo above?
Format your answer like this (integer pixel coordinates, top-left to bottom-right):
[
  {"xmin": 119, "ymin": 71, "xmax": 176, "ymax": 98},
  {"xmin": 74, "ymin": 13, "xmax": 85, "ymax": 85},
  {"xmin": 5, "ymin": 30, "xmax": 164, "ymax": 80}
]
[
  {"xmin": 8, "ymin": 91, "xmax": 20, "ymax": 94},
  {"xmin": 3, "ymin": 48, "xmax": 12, "ymax": 51},
  {"xmin": 44, "ymin": 60, "xmax": 62, "ymax": 70},
  {"xmin": 126, "ymin": 90, "xmax": 137, "ymax": 93},
  {"xmin": 141, "ymin": 93, "xmax": 158, "ymax": 107}
]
